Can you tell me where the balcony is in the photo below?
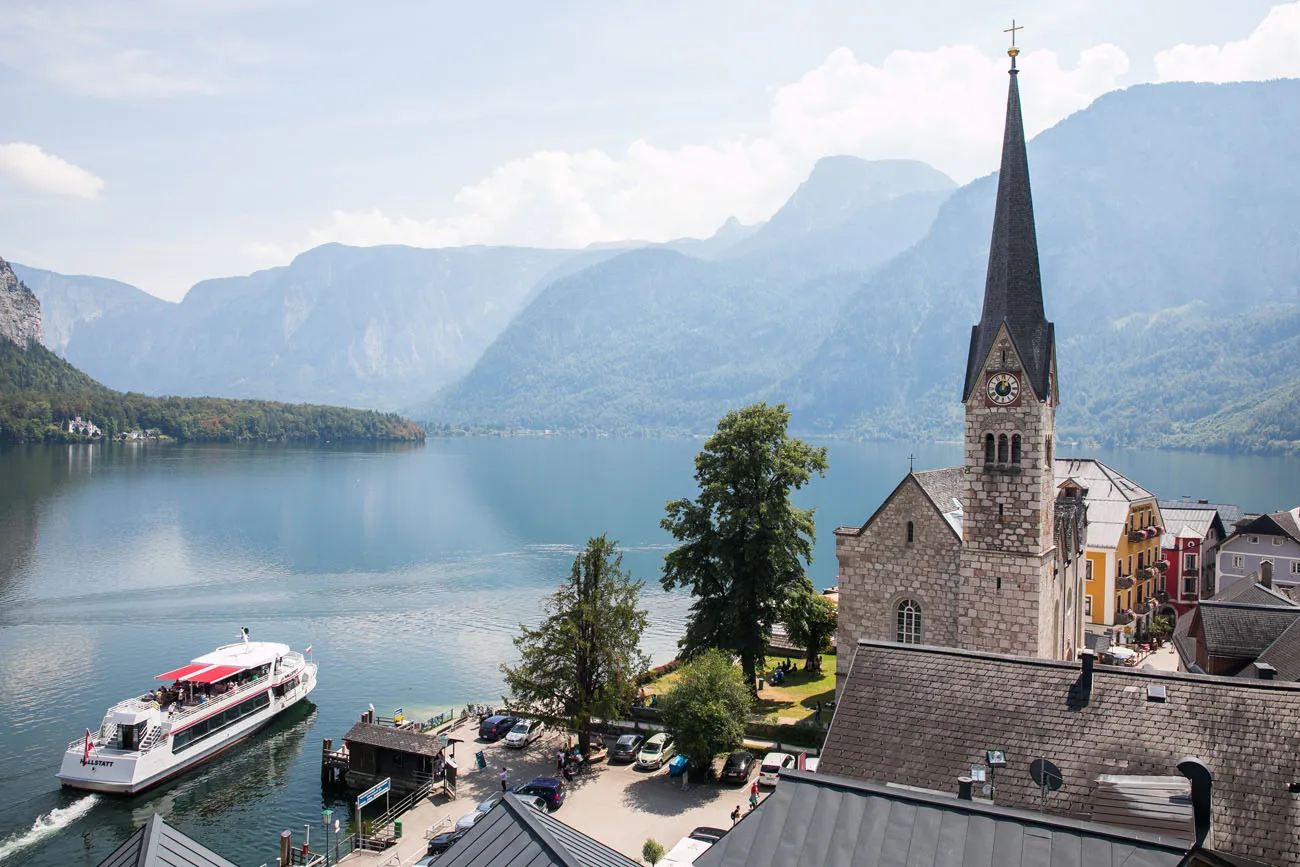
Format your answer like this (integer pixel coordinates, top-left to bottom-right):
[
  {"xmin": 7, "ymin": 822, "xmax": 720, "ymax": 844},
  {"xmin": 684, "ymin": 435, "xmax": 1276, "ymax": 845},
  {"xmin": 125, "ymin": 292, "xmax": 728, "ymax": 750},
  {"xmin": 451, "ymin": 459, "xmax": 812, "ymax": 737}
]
[
  {"xmin": 1154, "ymin": 559, "xmax": 1169, "ymax": 574},
  {"xmin": 1117, "ymin": 575, "xmax": 1135, "ymax": 591},
  {"xmin": 1115, "ymin": 610, "xmax": 1134, "ymax": 625},
  {"xmin": 1136, "ymin": 567, "xmax": 1156, "ymax": 581}
]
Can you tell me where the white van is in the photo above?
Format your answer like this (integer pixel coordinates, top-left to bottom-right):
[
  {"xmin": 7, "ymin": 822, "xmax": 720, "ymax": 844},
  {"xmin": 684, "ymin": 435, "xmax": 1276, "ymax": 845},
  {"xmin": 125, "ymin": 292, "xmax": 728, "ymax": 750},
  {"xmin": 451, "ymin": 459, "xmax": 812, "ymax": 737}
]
[{"xmin": 660, "ymin": 836, "xmax": 712, "ymax": 865}]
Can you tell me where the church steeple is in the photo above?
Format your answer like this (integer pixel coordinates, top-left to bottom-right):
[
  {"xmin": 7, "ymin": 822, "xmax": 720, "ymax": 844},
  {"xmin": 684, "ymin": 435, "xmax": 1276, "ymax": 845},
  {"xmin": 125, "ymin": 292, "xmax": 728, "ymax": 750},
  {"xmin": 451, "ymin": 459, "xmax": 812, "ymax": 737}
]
[{"xmin": 962, "ymin": 46, "xmax": 1054, "ymax": 403}]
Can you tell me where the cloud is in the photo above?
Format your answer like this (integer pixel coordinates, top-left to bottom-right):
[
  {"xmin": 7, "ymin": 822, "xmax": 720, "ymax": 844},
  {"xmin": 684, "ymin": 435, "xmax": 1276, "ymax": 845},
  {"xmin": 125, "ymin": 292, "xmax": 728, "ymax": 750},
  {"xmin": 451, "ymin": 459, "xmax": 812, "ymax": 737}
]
[
  {"xmin": 0, "ymin": 143, "xmax": 104, "ymax": 198},
  {"xmin": 1155, "ymin": 1, "xmax": 1300, "ymax": 83},
  {"xmin": 0, "ymin": 2, "xmax": 279, "ymax": 99},
  {"xmin": 302, "ymin": 43, "xmax": 1129, "ymax": 253}
]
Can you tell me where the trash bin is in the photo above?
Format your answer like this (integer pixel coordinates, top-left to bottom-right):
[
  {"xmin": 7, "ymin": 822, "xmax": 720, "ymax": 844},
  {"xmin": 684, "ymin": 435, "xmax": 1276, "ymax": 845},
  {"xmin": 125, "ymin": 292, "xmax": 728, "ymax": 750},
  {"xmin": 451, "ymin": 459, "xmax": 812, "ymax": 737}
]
[
  {"xmin": 394, "ymin": 820, "xmax": 402, "ymax": 839},
  {"xmin": 475, "ymin": 750, "xmax": 486, "ymax": 771}
]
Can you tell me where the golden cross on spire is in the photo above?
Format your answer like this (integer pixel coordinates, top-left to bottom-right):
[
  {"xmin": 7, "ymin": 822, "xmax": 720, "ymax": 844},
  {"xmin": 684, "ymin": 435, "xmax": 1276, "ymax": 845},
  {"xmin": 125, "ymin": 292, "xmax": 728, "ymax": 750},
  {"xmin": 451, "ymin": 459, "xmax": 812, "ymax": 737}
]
[{"xmin": 1005, "ymin": 19, "xmax": 1023, "ymax": 66}]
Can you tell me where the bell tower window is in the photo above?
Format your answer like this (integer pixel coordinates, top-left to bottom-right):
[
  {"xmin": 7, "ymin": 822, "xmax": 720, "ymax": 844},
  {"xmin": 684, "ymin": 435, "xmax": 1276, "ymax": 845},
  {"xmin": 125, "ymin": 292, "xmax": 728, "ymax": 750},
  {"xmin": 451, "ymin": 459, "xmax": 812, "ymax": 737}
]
[
  {"xmin": 1011, "ymin": 434, "xmax": 1022, "ymax": 464},
  {"xmin": 984, "ymin": 434, "xmax": 995, "ymax": 465},
  {"xmin": 997, "ymin": 435, "xmax": 1009, "ymax": 464},
  {"xmin": 906, "ymin": 521, "xmax": 914, "ymax": 544}
]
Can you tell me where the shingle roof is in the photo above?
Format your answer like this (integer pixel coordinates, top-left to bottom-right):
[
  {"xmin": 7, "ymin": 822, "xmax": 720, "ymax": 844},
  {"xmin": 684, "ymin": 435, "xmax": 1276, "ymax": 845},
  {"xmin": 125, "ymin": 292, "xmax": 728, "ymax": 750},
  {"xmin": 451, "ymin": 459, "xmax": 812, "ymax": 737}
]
[
  {"xmin": 1212, "ymin": 582, "xmax": 1296, "ymax": 607},
  {"xmin": 964, "ymin": 66, "xmax": 1054, "ymax": 403},
  {"xmin": 696, "ymin": 769, "xmax": 1189, "ymax": 867},
  {"xmin": 1239, "ymin": 618, "xmax": 1300, "ymax": 682},
  {"xmin": 820, "ymin": 641, "xmax": 1300, "ymax": 866},
  {"xmin": 1225, "ymin": 510, "xmax": 1300, "ymax": 547},
  {"xmin": 1197, "ymin": 603, "xmax": 1300, "ymax": 659},
  {"xmin": 913, "ymin": 467, "xmax": 965, "ymax": 535},
  {"xmin": 435, "ymin": 795, "xmax": 639, "ymax": 867},
  {"xmin": 343, "ymin": 721, "xmax": 444, "ymax": 757},
  {"xmin": 97, "ymin": 815, "xmax": 238, "ymax": 867}
]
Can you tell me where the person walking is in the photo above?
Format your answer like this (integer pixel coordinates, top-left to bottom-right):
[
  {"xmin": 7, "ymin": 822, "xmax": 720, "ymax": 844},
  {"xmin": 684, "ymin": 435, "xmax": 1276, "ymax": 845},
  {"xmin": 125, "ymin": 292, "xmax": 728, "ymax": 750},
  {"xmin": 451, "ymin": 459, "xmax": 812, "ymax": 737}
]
[
  {"xmin": 730, "ymin": 806, "xmax": 741, "ymax": 826},
  {"xmin": 749, "ymin": 779, "xmax": 759, "ymax": 811},
  {"xmin": 815, "ymin": 701, "xmax": 823, "ymax": 725},
  {"xmin": 499, "ymin": 767, "xmax": 508, "ymax": 792}
]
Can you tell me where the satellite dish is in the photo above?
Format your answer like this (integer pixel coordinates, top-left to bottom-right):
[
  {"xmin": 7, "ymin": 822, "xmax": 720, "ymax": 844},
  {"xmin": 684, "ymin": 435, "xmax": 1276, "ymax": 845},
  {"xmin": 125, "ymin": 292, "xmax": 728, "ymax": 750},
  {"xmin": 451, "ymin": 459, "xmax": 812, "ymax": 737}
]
[{"xmin": 1030, "ymin": 758, "xmax": 1064, "ymax": 792}]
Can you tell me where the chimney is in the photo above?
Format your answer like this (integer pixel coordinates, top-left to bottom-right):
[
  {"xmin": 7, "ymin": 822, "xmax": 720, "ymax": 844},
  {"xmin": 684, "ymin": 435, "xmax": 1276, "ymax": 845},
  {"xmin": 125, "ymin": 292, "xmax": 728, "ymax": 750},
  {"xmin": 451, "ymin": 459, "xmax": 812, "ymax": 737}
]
[
  {"xmin": 1079, "ymin": 649, "xmax": 1097, "ymax": 703},
  {"xmin": 1255, "ymin": 662, "xmax": 1278, "ymax": 680},
  {"xmin": 1262, "ymin": 560, "xmax": 1274, "ymax": 589},
  {"xmin": 957, "ymin": 776, "xmax": 974, "ymax": 801},
  {"xmin": 1198, "ymin": 499, "xmax": 1209, "ymax": 504},
  {"xmin": 1178, "ymin": 758, "xmax": 1213, "ymax": 847}
]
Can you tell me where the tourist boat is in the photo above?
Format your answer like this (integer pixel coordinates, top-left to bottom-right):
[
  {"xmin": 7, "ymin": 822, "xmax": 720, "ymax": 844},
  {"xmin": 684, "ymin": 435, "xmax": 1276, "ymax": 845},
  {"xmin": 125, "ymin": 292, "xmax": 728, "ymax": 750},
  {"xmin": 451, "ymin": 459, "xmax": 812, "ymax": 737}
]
[{"xmin": 57, "ymin": 633, "xmax": 317, "ymax": 794}]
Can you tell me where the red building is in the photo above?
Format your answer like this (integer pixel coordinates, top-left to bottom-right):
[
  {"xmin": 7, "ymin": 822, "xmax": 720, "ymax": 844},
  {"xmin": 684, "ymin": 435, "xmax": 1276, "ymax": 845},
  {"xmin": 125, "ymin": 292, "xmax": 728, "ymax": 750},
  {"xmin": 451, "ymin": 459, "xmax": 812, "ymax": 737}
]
[{"xmin": 1159, "ymin": 504, "xmax": 1230, "ymax": 617}]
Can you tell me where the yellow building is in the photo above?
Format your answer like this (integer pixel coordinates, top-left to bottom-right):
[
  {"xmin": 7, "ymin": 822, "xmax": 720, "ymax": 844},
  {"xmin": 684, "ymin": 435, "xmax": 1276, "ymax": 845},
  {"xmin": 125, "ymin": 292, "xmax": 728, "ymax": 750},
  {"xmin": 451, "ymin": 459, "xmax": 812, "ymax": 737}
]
[{"xmin": 1055, "ymin": 459, "xmax": 1164, "ymax": 641}]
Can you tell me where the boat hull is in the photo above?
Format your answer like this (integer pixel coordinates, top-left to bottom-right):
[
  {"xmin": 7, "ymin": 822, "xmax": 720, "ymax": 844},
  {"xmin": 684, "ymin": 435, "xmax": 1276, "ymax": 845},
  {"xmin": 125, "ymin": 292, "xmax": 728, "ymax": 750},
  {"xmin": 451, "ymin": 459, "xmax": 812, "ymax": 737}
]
[{"xmin": 58, "ymin": 662, "xmax": 316, "ymax": 795}]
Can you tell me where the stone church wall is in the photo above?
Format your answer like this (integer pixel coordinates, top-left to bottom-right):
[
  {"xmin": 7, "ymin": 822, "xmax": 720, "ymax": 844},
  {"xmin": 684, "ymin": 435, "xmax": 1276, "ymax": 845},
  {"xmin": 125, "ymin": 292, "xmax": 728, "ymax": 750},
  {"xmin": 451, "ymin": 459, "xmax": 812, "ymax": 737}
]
[{"xmin": 834, "ymin": 476, "xmax": 962, "ymax": 692}]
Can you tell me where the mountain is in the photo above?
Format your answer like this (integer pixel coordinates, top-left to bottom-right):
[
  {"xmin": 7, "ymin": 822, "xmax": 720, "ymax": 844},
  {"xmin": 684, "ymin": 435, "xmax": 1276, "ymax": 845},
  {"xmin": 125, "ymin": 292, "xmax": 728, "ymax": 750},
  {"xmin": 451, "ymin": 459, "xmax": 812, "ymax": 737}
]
[
  {"xmin": 423, "ymin": 158, "xmax": 959, "ymax": 429},
  {"xmin": 427, "ymin": 80, "xmax": 1300, "ymax": 452},
  {"xmin": 0, "ymin": 257, "xmax": 423, "ymax": 444},
  {"xmin": 786, "ymin": 80, "xmax": 1300, "ymax": 450},
  {"xmin": 18, "ymin": 244, "xmax": 580, "ymax": 410}
]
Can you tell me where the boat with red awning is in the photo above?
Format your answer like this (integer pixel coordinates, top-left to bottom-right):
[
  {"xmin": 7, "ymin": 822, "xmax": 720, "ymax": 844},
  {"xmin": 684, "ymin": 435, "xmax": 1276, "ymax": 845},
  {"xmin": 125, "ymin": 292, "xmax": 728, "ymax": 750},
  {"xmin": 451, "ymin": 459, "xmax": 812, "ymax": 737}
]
[{"xmin": 57, "ymin": 631, "xmax": 318, "ymax": 794}]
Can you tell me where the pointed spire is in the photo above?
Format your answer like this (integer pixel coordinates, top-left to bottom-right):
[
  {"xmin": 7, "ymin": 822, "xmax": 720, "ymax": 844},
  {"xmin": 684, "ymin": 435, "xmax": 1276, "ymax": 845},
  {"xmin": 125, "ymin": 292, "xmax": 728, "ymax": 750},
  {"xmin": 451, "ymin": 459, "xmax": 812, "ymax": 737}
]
[{"xmin": 963, "ymin": 47, "xmax": 1054, "ymax": 402}]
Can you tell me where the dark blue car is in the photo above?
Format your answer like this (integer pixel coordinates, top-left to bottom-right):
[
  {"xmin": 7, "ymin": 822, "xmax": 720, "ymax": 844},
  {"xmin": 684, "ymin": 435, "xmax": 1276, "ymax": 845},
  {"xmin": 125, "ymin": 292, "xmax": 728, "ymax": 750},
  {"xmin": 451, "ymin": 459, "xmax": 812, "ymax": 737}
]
[
  {"xmin": 478, "ymin": 715, "xmax": 518, "ymax": 741},
  {"xmin": 513, "ymin": 777, "xmax": 567, "ymax": 810}
]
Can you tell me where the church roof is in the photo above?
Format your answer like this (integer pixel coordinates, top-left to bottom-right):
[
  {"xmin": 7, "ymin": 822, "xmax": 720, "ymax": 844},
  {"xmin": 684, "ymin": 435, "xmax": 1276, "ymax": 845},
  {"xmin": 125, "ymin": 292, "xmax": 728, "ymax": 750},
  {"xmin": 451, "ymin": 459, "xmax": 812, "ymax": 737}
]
[
  {"xmin": 820, "ymin": 640, "xmax": 1300, "ymax": 866},
  {"xmin": 913, "ymin": 467, "xmax": 965, "ymax": 535},
  {"xmin": 96, "ymin": 814, "xmax": 237, "ymax": 867},
  {"xmin": 963, "ymin": 65, "xmax": 1054, "ymax": 402}
]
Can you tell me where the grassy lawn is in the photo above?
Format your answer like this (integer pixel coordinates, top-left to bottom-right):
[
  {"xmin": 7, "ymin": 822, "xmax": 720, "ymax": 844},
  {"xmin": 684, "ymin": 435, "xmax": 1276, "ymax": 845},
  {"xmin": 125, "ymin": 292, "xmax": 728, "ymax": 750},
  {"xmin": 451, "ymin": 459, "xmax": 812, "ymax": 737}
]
[{"xmin": 643, "ymin": 655, "xmax": 836, "ymax": 724}]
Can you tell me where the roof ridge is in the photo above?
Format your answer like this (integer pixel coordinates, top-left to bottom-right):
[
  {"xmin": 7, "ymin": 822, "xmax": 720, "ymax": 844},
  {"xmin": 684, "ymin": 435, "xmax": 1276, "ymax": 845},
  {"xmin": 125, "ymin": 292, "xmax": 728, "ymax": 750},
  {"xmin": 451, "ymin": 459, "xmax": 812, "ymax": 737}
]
[{"xmin": 855, "ymin": 639, "xmax": 1300, "ymax": 691}]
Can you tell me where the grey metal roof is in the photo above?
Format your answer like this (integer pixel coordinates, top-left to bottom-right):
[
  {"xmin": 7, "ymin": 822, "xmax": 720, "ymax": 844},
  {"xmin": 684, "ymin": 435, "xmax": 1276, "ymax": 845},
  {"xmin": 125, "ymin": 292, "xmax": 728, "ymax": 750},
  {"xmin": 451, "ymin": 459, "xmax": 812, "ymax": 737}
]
[
  {"xmin": 1157, "ymin": 501, "xmax": 1245, "ymax": 534},
  {"xmin": 343, "ymin": 721, "xmax": 444, "ymax": 757},
  {"xmin": 695, "ymin": 769, "xmax": 1189, "ymax": 867},
  {"xmin": 820, "ymin": 641, "xmax": 1300, "ymax": 866},
  {"xmin": 963, "ymin": 66, "xmax": 1053, "ymax": 402},
  {"xmin": 435, "ymin": 795, "xmax": 639, "ymax": 867},
  {"xmin": 1212, "ymin": 581, "xmax": 1296, "ymax": 607},
  {"xmin": 96, "ymin": 815, "xmax": 238, "ymax": 867}
]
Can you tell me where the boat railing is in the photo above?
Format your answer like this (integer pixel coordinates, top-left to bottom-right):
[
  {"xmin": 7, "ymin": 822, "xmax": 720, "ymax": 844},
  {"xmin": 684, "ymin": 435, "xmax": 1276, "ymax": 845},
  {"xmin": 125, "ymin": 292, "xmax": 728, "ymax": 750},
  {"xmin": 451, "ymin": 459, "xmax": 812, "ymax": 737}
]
[
  {"xmin": 281, "ymin": 651, "xmax": 305, "ymax": 670},
  {"xmin": 166, "ymin": 673, "xmax": 271, "ymax": 728}
]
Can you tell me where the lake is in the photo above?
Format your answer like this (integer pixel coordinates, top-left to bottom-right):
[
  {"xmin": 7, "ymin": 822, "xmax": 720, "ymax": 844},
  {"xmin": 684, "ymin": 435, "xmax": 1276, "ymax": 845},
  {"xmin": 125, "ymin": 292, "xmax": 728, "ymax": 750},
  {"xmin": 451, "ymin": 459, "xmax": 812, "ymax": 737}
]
[{"xmin": 1, "ymin": 437, "xmax": 1297, "ymax": 867}]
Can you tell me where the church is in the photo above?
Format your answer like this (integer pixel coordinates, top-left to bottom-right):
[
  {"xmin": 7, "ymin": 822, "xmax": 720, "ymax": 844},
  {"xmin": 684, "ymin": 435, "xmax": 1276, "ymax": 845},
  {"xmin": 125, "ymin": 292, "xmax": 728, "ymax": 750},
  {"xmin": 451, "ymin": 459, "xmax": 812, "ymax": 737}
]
[{"xmin": 834, "ymin": 47, "xmax": 1089, "ymax": 684}]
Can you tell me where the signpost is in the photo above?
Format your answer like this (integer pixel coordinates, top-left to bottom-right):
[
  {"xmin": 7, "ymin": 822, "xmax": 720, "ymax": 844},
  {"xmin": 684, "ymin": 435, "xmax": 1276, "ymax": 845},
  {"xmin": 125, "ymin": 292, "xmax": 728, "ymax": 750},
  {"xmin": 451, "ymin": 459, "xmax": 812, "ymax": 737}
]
[
  {"xmin": 393, "ymin": 707, "xmax": 404, "ymax": 724},
  {"xmin": 355, "ymin": 777, "xmax": 391, "ymax": 844}
]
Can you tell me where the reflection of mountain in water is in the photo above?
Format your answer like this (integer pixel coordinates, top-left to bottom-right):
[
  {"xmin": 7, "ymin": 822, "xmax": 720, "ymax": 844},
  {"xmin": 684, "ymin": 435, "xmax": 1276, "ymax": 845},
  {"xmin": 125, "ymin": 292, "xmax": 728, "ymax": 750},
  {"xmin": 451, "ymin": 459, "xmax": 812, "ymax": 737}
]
[{"xmin": 0, "ymin": 446, "xmax": 91, "ymax": 599}]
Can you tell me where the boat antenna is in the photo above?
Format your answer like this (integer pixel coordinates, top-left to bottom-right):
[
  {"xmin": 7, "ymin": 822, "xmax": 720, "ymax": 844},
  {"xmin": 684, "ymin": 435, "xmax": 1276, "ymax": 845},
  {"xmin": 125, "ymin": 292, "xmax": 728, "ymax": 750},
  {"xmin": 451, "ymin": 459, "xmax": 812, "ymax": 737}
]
[{"xmin": 241, "ymin": 626, "xmax": 250, "ymax": 645}]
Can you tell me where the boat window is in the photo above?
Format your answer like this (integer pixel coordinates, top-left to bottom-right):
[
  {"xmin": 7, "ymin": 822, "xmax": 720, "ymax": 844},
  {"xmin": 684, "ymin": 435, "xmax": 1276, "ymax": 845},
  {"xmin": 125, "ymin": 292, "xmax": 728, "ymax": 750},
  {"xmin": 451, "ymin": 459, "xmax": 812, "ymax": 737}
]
[{"xmin": 172, "ymin": 691, "xmax": 270, "ymax": 754}]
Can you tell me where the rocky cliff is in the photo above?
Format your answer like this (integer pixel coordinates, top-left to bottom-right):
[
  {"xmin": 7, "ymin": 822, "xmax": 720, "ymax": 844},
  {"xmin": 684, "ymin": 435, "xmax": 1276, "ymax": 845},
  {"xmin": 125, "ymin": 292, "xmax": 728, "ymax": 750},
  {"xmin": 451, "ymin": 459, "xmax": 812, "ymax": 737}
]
[{"xmin": 0, "ymin": 257, "xmax": 42, "ymax": 348}]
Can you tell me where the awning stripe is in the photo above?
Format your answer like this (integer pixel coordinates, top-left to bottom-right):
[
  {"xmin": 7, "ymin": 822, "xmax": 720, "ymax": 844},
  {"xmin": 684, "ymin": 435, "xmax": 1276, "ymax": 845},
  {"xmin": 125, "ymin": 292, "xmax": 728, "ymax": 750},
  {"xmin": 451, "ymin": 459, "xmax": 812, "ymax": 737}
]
[
  {"xmin": 156, "ymin": 663, "xmax": 209, "ymax": 680},
  {"xmin": 187, "ymin": 665, "xmax": 245, "ymax": 684}
]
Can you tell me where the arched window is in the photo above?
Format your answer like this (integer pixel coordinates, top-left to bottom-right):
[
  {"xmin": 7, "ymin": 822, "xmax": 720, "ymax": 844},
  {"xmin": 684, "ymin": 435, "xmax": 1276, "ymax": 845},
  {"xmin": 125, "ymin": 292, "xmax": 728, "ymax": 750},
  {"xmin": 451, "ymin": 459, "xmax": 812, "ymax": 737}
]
[
  {"xmin": 896, "ymin": 599, "xmax": 922, "ymax": 644},
  {"xmin": 906, "ymin": 521, "xmax": 914, "ymax": 543},
  {"xmin": 1011, "ymin": 434, "xmax": 1022, "ymax": 464},
  {"xmin": 984, "ymin": 434, "xmax": 995, "ymax": 465},
  {"xmin": 997, "ymin": 434, "xmax": 1009, "ymax": 464}
]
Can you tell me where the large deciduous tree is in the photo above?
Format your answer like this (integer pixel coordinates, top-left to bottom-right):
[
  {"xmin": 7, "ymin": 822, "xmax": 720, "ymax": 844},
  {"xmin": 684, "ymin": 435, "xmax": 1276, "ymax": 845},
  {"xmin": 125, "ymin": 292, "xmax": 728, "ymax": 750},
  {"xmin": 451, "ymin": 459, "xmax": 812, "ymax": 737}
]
[
  {"xmin": 501, "ymin": 534, "xmax": 648, "ymax": 755},
  {"xmin": 784, "ymin": 581, "xmax": 838, "ymax": 673},
  {"xmin": 661, "ymin": 649, "xmax": 753, "ymax": 777},
  {"xmin": 661, "ymin": 402, "xmax": 828, "ymax": 693}
]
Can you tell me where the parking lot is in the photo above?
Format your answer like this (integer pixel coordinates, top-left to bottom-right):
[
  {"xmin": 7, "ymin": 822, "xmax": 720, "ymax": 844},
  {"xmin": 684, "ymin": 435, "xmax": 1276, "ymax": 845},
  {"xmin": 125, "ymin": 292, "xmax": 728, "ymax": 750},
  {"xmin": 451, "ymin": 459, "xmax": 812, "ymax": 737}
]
[{"xmin": 339, "ymin": 717, "xmax": 768, "ymax": 865}]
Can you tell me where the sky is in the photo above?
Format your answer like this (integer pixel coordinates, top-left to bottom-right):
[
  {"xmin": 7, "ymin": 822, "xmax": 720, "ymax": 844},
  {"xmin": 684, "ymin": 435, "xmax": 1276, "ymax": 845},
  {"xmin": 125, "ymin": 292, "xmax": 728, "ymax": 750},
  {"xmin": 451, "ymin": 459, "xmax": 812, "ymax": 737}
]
[{"xmin": 1, "ymin": 0, "xmax": 1298, "ymax": 301}]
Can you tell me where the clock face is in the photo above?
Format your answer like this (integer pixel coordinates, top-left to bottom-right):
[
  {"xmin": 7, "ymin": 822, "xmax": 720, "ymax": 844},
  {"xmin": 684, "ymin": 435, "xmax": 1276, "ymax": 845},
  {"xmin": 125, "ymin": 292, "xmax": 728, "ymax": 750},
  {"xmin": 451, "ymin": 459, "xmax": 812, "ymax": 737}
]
[{"xmin": 986, "ymin": 373, "xmax": 1020, "ymax": 405}]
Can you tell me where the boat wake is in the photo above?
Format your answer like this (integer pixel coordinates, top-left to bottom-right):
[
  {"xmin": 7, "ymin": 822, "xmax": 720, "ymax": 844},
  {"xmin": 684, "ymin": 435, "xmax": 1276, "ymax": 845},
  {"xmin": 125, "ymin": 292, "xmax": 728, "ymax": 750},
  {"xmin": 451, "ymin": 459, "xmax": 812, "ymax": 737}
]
[{"xmin": 0, "ymin": 796, "xmax": 98, "ymax": 863}]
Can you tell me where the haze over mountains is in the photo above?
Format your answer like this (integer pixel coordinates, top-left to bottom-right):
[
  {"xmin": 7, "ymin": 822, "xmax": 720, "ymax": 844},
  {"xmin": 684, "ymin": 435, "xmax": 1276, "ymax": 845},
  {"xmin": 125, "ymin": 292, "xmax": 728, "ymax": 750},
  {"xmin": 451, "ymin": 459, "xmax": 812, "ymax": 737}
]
[{"xmin": 15, "ymin": 78, "xmax": 1300, "ymax": 451}]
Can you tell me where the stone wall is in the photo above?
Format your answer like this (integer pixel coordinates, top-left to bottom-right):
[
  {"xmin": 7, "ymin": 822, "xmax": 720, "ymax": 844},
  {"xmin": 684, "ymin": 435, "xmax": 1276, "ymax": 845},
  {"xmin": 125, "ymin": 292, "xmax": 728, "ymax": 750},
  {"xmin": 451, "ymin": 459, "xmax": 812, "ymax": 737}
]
[
  {"xmin": 834, "ymin": 475, "xmax": 962, "ymax": 692},
  {"xmin": 0, "ymin": 257, "xmax": 42, "ymax": 348}
]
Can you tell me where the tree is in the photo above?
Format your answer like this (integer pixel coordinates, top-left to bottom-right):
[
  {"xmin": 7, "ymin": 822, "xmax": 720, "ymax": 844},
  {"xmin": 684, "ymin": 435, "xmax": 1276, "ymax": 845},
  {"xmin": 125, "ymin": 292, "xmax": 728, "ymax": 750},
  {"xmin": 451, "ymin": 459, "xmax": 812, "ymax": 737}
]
[
  {"xmin": 661, "ymin": 403, "xmax": 828, "ymax": 692},
  {"xmin": 641, "ymin": 839, "xmax": 665, "ymax": 865},
  {"xmin": 660, "ymin": 649, "xmax": 753, "ymax": 777},
  {"xmin": 784, "ymin": 582, "xmax": 838, "ymax": 673},
  {"xmin": 501, "ymin": 534, "xmax": 649, "ymax": 756}
]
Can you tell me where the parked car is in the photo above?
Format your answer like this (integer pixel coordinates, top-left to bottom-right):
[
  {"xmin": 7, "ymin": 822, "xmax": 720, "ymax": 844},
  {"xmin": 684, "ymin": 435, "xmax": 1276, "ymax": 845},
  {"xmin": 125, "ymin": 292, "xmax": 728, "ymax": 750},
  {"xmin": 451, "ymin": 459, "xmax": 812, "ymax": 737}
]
[
  {"xmin": 513, "ymin": 794, "xmax": 548, "ymax": 813},
  {"xmin": 513, "ymin": 777, "xmax": 567, "ymax": 810},
  {"xmin": 454, "ymin": 808, "xmax": 490, "ymax": 832},
  {"xmin": 425, "ymin": 829, "xmax": 467, "ymax": 856},
  {"xmin": 414, "ymin": 857, "xmax": 440, "ymax": 867},
  {"xmin": 610, "ymin": 734, "xmax": 644, "ymax": 762},
  {"xmin": 504, "ymin": 718, "xmax": 544, "ymax": 748},
  {"xmin": 636, "ymin": 732, "xmax": 675, "ymax": 770},
  {"xmin": 689, "ymin": 827, "xmax": 727, "ymax": 844},
  {"xmin": 478, "ymin": 715, "xmax": 518, "ymax": 741},
  {"xmin": 758, "ymin": 751, "xmax": 795, "ymax": 786},
  {"xmin": 719, "ymin": 750, "xmax": 756, "ymax": 783}
]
